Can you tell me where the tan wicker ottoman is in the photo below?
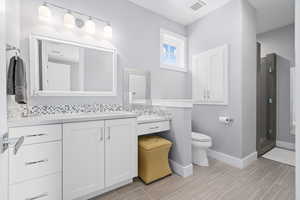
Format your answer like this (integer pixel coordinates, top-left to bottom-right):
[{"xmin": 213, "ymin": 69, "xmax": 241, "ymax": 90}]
[{"xmin": 138, "ymin": 135, "xmax": 172, "ymax": 184}]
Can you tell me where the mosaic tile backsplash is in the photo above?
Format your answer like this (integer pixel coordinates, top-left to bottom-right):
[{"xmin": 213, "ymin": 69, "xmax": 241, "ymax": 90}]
[
  {"xmin": 8, "ymin": 103, "xmax": 171, "ymax": 120},
  {"xmin": 8, "ymin": 104, "xmax": 123, "ymax": 119},
  {"xmin": 29, "ymin": 104, "xmax": 123, "ymax": 116}
]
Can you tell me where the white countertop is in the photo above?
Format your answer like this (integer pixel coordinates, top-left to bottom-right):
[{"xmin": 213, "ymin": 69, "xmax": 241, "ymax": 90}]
[
  {"xmin": 136, "ymin": 114, "xmax": 171, "ymax": 124},
  {"xmin": 8, "ymin": 112, "xmax": 138, "ymax": 128}
]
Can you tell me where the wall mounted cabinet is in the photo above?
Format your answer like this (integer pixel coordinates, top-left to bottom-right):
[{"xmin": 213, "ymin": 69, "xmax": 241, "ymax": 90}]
[{"xmin": 192, "ymin": 45, "xmax": 229, "ymax": 105}]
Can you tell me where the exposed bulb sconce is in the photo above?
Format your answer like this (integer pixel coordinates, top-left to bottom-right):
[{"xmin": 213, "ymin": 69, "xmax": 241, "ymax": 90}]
[
  {"xmin": 64, "ymin": 11, "xmax": 75, "ymax": 28},
  {"xmin": 38, "ymin": 3, "xmax": 52, "ymax": 21},
  {"xmin": 38, "ymin": 2, "xmax": 113, "ymax": 38},
  {"xmin": 104, "ymin": 24, "xmax": 112, "ymax": 39},
  {"xmin": 84, "ymin": 17, "xmax": 96, "ymax": 34}
]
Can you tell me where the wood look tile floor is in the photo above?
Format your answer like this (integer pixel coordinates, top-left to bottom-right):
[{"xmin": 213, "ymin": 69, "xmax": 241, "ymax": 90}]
[{"xmin": 91, "ymin": 158, "xmax": 295, "ymax": 200}]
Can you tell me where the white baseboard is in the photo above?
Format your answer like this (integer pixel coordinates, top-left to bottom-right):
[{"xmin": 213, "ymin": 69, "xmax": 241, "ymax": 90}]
[
  {"xmin": 276, "ymin": 140, "xmax": 295, "ymax": 150},
  {"xmin": 242, "ymin": 152, "xmax": 258, "ymax": 168},
  {"xmin": 169, "ymin": 159, "xmax": 193, "ymax": 177},
  {"xmin": 208, "ymin": 149, "xmax": 257, "ymax": 169}
]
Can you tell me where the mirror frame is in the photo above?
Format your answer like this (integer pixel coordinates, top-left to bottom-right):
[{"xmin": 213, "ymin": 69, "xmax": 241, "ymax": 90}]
[
  {"xmin": 123, "ymin": 68, "xmax": 151, "ymax": 106},
  {"xmin": 29, "ymin": 34, "xmax": 118, "ymax": 97}
]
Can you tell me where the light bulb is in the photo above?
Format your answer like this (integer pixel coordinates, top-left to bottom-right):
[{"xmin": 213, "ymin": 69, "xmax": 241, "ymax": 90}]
[
  {"xmin": 38, "ymin": 3, "xmax": 52, "ymax": 21},
  {"xmin": 104, "ymin": 24, "xmax": 112, "ymax": 39},
  {"xmin": 64, "ymin": 11, "xmax": 75, "ymax": 28},
  {"xmin": 84, "ymin": 17, "xmax": 96, "ymax": 34}
]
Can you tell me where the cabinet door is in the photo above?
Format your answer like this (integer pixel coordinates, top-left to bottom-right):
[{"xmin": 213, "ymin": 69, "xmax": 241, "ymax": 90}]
[
  {"xmin": 105, "ymin": 118, "xmax": 137, "ymax": 187},
  {"xmin": 192, "ymin": 54, "xmax": 209, "ymax": 103},
  {"xmin": 207, "ymin": 45, "xmax": 228, "ymax": 104},
  {"xmin": 192, "ymin": 45, "xmax": 228, "ymax": 105},
  {"xmin": 63, "ymin": 121, "xmax": 105, "ymax": 200}
]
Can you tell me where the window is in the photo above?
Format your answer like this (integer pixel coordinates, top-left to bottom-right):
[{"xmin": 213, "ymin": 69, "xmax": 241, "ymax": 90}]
[{"xmin": 160, "ymin": 29, "xmax": 187, "ymax": 72}]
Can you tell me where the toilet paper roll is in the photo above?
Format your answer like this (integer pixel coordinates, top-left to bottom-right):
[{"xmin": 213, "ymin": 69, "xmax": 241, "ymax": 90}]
[{"xmin": 219, "ymin": 116, "xmax": 231, "ymax": 124}]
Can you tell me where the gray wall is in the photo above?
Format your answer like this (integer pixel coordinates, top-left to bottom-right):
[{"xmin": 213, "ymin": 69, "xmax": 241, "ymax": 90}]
[
  {"xmin": 19, "ymin": 0, "xmax": 188, "ymax": 106},
  {"xmin": 257, "ymin": 25, "xmax": 295, "ymax": 144},
  {"xmin": 159, "ymin": 108, "xmax": 192, "ymax": 166},
  {"xmin": 257, "ymin": 24, "xmax": 295, "ymax": 66},
  {"xmin": 188, "ymin": 0, "xmax": 257, "ymax": 158},
  {"xmin": 188, "ymin": 0, "xmax": 243, "ymax": 158},
  {"xmin": 241, "ymin": 0, "xmax": 257, "ymax": 157}
]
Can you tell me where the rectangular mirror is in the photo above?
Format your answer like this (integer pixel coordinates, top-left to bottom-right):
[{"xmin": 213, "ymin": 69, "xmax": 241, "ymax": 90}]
[
  {"xmin": 123, "ymin": 68, "xmax": 151, "ymax": 105},
  {"xmin": 30, "ymin": 35, "xmax": 117, "ymax": 96}
]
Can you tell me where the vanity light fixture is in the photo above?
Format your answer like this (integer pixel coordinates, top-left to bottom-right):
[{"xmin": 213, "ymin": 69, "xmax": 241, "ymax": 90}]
[
  {"xmin": 104, "ymin": 23, "xmax": 113, "ymax": 39},
  {"xmin": 38, "ymin": 2, "xmax": 113, "ymax": 38},
  {"xmin": 64, "ymin": 10, "xmax": 76, "ymax": 29},
  {"xmin": 38, "ymin": 3, "xmax": 52, "ymax": 21},
  {"xmin": 84, "ymin": 17, "xmax": 96, "ymax": 34}
]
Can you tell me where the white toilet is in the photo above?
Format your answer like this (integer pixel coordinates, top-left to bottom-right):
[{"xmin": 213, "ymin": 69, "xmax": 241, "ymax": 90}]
[{"xmin": 191, "ymin": 132, "xmax": 212, "ymax": 166}]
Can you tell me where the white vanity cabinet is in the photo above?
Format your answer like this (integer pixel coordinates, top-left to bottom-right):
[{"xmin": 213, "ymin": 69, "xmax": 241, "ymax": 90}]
[
  {"xmin": 63, "ymin": 118, "xmax": 137, "ymax": 200},
  {"xmin": 63, "ymin": 121, "xmax": 105, "ymax": 200},
  {"xmin": 8, "ymin": 114, "xmax": 137, "ymax": 200}
]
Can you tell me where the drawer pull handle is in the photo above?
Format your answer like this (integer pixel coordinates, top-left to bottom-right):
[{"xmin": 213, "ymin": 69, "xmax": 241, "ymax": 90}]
[
  {"xmin": 26, "ymin": 134, "xmax": 46, "ymax": 138},
  {"xmin": 149, "ymin": 126, "xmax": 159, "ymax": 130},
  {"xmin": 25, "ymin": 159, "xmax": 48, "ymax": 166},
  {"xmin": 25, "ymin": 192, "xmax": 48, "ymax": 200}
]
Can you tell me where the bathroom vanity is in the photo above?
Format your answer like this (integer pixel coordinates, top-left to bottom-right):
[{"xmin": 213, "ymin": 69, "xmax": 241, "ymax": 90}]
[
  {"xmin": 4, "ymin": 32, "xmax": 172, "ymax": 200},
  {"xmin": 8, "ymin": 113, "xmax": 137, "ymax": 200},
  {"xmin": 7, "ymin": 111, "xmax": 171, "ymax": 200}
]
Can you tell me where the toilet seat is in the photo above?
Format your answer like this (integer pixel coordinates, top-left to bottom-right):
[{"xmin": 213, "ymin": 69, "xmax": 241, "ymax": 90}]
[{"xmin": 192, "ymin": 132, "xmax": 211, "ymax": 142}]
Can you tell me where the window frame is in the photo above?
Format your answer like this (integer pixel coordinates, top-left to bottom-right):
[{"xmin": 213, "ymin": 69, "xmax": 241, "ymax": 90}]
[{"xmin": 160, "ymin": 29, "xmax": 187, "ymax": 72}]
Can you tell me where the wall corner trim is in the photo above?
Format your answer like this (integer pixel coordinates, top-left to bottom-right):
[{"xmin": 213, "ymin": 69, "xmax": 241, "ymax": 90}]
[
  {"xmin": 169, "ymin": 159, "xmax": 193, "ymax": 177},
  {"xmin": 276, "ymin": 140, "xmax": 295, "ymax": 150},
  {"xmin": 208, "ymin": 149, "xmax": 257, "ymax": 169},
  {"xmin": 152, "ymin": 99, "xmax": 193, "ymax": 108}
]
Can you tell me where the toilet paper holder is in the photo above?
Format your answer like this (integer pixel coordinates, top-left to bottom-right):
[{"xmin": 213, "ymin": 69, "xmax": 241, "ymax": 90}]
[{"xmin": 219, "ymin": 116, "xmax": 234, "ymax": 126}]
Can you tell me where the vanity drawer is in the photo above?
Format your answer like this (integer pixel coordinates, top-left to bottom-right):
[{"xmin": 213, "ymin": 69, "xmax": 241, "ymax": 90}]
[
  {"xmin": 137, "ymin": 121, "xmax": 170, "ymax": 135},
  {"xmin": 9, "ymin": 124, "xmax": 62, "ymax": 145},
  {"xmin": 9, "ymin": 141, "xmax": 62, "ymax": 184},
  {"xmin": 9, "ymin": 173, "xmax": 62, "ymax": 200}
]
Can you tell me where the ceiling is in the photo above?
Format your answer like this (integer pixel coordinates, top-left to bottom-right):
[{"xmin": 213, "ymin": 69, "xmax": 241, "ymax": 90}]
[
  {"xmin": 248, "ymin": 0, "xmax": 295, "ymax": 34},
  {"xmin": 127, "ymin": 0, "xmax": 232, "ymax": 25},
  {"xmin": 128, "ymin": 0, "xmax": 295, "ymax": 33}
]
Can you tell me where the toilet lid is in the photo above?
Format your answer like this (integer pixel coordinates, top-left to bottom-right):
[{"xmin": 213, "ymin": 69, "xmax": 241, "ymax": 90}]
[{"xmin": 192, "ymin": 132, "xmax": 211, "ymax": 142}]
